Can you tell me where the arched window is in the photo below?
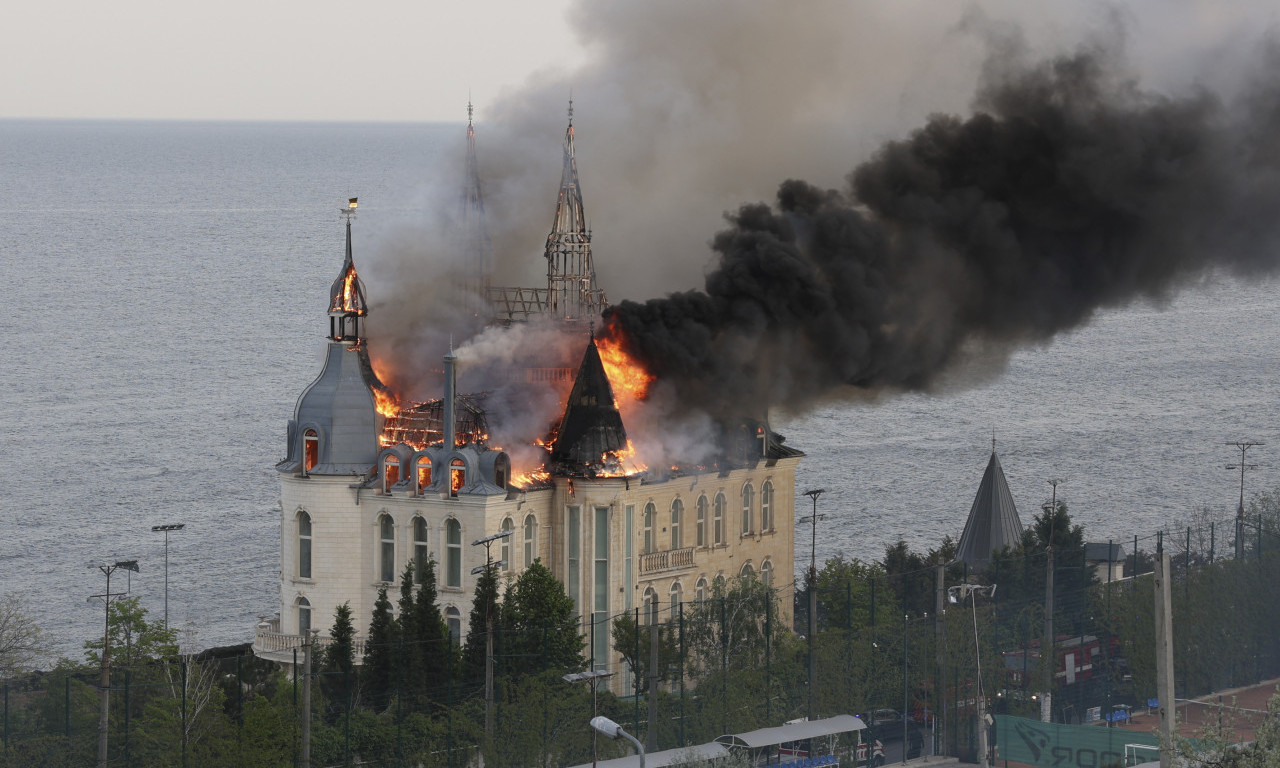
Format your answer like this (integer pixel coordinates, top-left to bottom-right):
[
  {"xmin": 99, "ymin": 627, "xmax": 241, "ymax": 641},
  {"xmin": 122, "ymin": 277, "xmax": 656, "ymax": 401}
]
[
  {"xmin": 670, "ymin": 580, "xmax": 683, "ymax": 611},
  {"xmin": 670, "ymin": 499, "xmax": 684, "ymax": 550},
  {"xmin": 643, "ymin": 503, "xmax": 656, "ymax": 554},
  {"xmin": 416, "ymin": 456, "xmax": 432, "ymax": 494},
  {"xmin": 695, "ymin": 495, "xmax": 708, "ymax": 547},
  {"xmin": 379, "ymin": 514, "xmax": 395, "ymax": 583},
  {"xmin": 494, "ymin": 454, "xmax": 510, "ymax": 490},
  {"xmin": 713, "ymin": 493, "xmax": 726, "ymax": 546},
  {"xmin": 413, "ymin": 517, "xmax": 429, "ymax": 581},
  {"xmin": 303, "ymin": 429, "xmax": 319, "ymax": 473},
  {"xmin": 446, "ymin": 606, "xmax": 461, "ymax": 646},
  {"xmin": 500, "ymin": 518, "xmax": 514, "ymax": 572},
  {"xmin": 524, "ymin": 514, "xmax": 537, "ymax": 567},
  {"xmin": 297, "ymin": 511, "xmax": 312, "ymax": 579},
  {"xmin": 761, "ymin": 481, "xmax": 774, "ymax": 531},
  {"xmin": 761, "ymin": 559, "xmax": 774, "ymax": 588},
  {"xmin": 643, "ymin": 587, "xmax": 658, "ymax": 626},
  {"xmin": 741, "ymin": 483, "xmax": 754, "ymax": 535},
  {"xmin": 297, "ymin": 597, "xmax": 312, "ymax": 636},
  {"xmin": 449, "ymin": 458, "xmax": 466, "ymax": 497},
  {"xmin": 740, "ymin": 562, "xmax": 755, "ymax": 579},
  {"xmin": 695, "ymin": 577, "xmax": 708, "ymax": 604},
  {"xmin": 383, "ymin": 455, "xmax": 400, "ymax": 493},
  {"xmin": 446, "ymin": 519, "xmax": 462, "ymax": 588}
]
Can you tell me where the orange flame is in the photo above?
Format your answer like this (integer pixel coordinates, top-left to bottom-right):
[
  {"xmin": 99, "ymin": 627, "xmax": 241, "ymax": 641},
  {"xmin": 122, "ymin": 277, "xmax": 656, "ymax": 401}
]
[
  {"xmin": 597, "ymin": 336, "xmax": 654, "ymax": 403},
  {"xmin": 330, "ymin": 266, "xmax": 364, "ymax": 314},
  {"xmin": 510, "ymin": 469, "xmax": 552, "ymax": 489},
  {"xmin": 373, "ymin": 388, "xmax": 400, "ymax": 419}
]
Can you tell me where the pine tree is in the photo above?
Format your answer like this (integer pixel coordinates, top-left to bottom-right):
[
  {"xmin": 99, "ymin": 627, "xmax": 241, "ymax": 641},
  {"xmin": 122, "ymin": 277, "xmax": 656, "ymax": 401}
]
[
  {"xmin": 319, "ymin": 602, "xmax": 356, "ymax": 721},
  {"xmin": 362, "ymin": 586, "xmax": 398, "ymax": 712},
  {"xmin": 396, "ymin": 560, "xmax": 422, "ymax": 701},
  {"xmin": 462, "ymin": 565, "xmax": 501, "ymax": 690},
  {"xmin": 409, "ymin": 555, "xmax": 452, "ymax": 706}
]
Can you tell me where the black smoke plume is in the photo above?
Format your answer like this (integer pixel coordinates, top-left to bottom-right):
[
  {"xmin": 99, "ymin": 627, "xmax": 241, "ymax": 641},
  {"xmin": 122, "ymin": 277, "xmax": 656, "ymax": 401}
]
[{"xmin": 603, "ymin": 41, "xmax": 1280, "ymax": 421}]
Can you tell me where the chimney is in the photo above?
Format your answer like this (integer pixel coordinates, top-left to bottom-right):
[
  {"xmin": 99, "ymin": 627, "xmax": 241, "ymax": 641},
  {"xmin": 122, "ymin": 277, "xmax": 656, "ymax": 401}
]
[{"xmin": 443, "ymin": 349, "xmax": 457, "ymax": 453}]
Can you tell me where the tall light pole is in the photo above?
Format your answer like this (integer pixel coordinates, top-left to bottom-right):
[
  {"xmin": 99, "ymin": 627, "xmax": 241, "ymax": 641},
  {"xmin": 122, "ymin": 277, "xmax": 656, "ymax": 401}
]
[
  {"xmin": 565, "ymin": 669, "xmax": 614, "ymax": 768},
  {"xmin": 1225, "ymin": 441, "xmax": 1262, "ymax": 559},
  {"xmin": 472, "ymin": 529, "xmax": 512, "ymax": 738},
  {"xmin": 152, "ymin": 524, "xmax": 184, "ymax": 630},
  {"xmin": 90, "ymin": 559, "xmax": 139, "ymax": 768},
  {"xmin": 949, "ymin": 583, "xmax": 996, "ymax": 768},
  {"xmin": 798, "ymin": 488, "xmax": 825, "ymax": 721}
]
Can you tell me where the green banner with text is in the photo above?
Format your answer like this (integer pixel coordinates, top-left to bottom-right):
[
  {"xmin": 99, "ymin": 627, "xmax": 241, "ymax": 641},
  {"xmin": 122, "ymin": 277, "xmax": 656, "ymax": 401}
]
[{"xmin": 994, "ymin": 715, "xmax": 1159, "ymax": 768}]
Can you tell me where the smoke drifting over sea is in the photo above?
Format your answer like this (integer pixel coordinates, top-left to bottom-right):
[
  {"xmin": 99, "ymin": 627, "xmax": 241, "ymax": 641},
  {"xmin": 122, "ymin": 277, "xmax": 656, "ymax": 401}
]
[
  {"xmin": 366, "ymin": 0, "xmax": 1280, "ymax": 439},
  {"xmin": 606, "ymin": 36, "xmax": 1280, "ymax": 419}
]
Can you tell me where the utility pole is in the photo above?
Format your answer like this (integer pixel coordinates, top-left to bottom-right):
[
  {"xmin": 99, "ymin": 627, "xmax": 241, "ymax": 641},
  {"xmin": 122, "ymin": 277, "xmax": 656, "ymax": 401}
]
[
  {"xmin": 800, "ymin": 488, "xmax": 825, "ymax": 721},
  {"xmin": 301, "ymin": 630, "xmax": 314, "ymax": 768},
  {"xmin": 935, "ymin": 564, "xmax": 946, "ymax": 755},
  {"xmin": 1225, "ymin": 441, "xmax": 1262, "ymax": 559},
  {"xmin": 471, "ymin": 530, "xmax": 513, "ymax": 739},
  {"xmin": 1042, "ymin": 479, "xmax": 1062, "ymax": 723},
  {"xmin": 91, "ymin": 559, "xmax": 138, "ymax": 768},
  {"xmin": 647, "ymin": 607, "xmax": 660, "ymax": 751},
  {"xmin": 949, "ymin": 584, "xmax": 997, "ymax": 768},
  {"xmin": 1153, "ymin": 548, "xmax": 1175, "ymax": 768}
]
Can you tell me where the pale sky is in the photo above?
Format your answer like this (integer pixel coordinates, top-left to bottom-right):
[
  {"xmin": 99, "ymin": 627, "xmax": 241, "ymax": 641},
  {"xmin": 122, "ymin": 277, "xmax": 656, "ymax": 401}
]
[
  {"xmin": 1, "ymin": 0, "xmax": 583, "ymax": 122},
  {"xmin": 3, "ymin": 1, "xmax": 1275, "ymax": 124}
]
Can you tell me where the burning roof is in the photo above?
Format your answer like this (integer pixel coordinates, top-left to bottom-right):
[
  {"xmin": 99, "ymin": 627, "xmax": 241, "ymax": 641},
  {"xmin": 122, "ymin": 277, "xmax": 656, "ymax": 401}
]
[{"xmin": 549, "ymin": 335, "xmax": 635, "ymax": 476}]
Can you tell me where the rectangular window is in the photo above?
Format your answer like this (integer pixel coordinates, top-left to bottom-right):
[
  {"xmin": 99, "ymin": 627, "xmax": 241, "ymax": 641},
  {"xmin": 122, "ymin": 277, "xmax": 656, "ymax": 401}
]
[
  {"xmin": 624, "ymin": 505, "xmax": 633, "ymax": 611},
  {"xmin": 593, "ymin": 506, "xmax": 610, "ymax": 671},
  {"xmin": 568, "ymin": 505, "xmax": 580, "ymax": 617}
]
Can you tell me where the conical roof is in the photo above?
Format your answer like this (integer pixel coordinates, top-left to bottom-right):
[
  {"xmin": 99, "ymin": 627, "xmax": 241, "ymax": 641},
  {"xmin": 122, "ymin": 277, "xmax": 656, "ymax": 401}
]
[
  {"xmin": 550, "ymin": 337, "xmax": 628, "ymax": 471},
  {"xmin": 956, "ymin": 449, "xmax": 1024, "ymax": 569}
]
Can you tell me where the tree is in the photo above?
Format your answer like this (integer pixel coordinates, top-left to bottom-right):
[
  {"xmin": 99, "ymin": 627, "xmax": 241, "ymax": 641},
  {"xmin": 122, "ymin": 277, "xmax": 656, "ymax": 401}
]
[
  {"xmin": 409, "ymin": 556, "xmax": 452, "ymax": 704},
  {"xmin": 611, "ymin": 612, "xmax": 677, "ymax": 691},
  {"xmin": 0, "ymin": 592, "xmax": 44, "ymax": 678},
  {"xmin": 501, "ymin": 559, "xmax": 584, "ymax": 676},
  {"xmin": 318, "ymin": 602, "xmax": 356, "ymax": 720},
  {"xmin": 362, "ymin": 586, "xmax": 397, "ymax": 712},
  {"xmin": 683, "ymin": 572, "xmax": 784, "ymax": 676},
  {"xmin": 463, "ymin": 564, "xmax": 501, "ymax": 689},
  {"xmin": 1173, "ymin": 689, "xmax": 1280, "ymax": 768},
  {"xmin": 83, "ymin": 596, "xmax": 178, "ymax": 668}
]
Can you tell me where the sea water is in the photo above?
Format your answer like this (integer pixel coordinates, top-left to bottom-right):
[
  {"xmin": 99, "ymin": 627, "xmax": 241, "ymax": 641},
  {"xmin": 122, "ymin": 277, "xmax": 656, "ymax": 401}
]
[{"xmin": 1, "ymin": 119, "xmax": 1276, "ymax": 659}]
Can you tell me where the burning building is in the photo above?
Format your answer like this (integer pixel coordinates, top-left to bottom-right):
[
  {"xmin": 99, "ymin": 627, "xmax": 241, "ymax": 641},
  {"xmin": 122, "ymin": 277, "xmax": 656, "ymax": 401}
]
[{"xmin": 254, "ymin": 110, "xmax": 802, "ymax": 682}]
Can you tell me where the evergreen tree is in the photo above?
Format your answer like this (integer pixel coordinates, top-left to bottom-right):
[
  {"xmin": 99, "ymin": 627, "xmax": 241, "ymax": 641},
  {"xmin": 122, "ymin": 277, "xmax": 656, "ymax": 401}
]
[
  {"xmin": 462, "ymin": 564, "xmax": 501, "ymax": 689},
  {"xmin": 318, "ymin": 602, "xmax": 356, "ymax": 720},
  {"xmin": 501, "ymin": 559, "xmax": 584, "ymax": 676},
  {"xmin": 409, "ymin": 555, "xmax": 452, "ymax": 705},
  {"xmin": 396, "ymin": 560, "xmax": 422, "ymax": 696},
  {"xmin": 362, "ymin": 586, "xmax": 398, "ymax": 712}
]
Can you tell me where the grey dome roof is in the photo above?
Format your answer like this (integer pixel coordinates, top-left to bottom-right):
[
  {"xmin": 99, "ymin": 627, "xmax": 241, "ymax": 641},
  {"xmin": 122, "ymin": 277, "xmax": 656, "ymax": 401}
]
[{"xmin": 280, "ymin": 343, "xmax": 383, "ymax": 475}]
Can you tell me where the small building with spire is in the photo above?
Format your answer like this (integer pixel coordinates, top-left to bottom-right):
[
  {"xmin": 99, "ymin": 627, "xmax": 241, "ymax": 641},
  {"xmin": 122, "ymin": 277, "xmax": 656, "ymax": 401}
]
[{"xmin": 955, "ymin": 442, "xmax": 1024, "ymax": 570}]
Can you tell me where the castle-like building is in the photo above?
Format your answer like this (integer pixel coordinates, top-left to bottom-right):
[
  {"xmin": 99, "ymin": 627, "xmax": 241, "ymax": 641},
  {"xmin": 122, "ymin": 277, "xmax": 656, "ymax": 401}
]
[{"xmin": 253, "ymin": 107, "xmax": 801, "ymax": 683}]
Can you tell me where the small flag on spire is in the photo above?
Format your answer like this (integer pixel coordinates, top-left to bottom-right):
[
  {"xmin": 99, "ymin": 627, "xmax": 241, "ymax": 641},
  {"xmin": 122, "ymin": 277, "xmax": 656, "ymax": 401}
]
[{"xmin": 348, "ymin": 198, "xmax": 358, "ymax": 209}]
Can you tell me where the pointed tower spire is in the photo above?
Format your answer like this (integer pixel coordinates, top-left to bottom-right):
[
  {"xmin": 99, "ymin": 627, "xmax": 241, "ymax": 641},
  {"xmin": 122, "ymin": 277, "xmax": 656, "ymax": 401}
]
[
  {"xmin": 544, "ymin": 99, "xmax": 605, "ymax": 321},
  {"xmin": 459, "ymin": 99, "xmax": 492, "ymax": 305},
  {"xmin": 551, "ymin": 336, "xmax": 629, "ymax": 473},
  {"xmin": 956, "ymin": 444, "xmax": 1025, "ymax": 570},
  {"xmin": 329, "ymin": 200, "xmax": 368, "ymax": 344}
]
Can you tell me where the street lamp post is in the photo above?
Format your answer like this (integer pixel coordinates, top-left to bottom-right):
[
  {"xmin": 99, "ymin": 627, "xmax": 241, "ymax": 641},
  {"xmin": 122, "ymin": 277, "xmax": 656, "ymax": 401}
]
[
  {"xmin": 471, "ymin": 530, "xmax": 513, "ymax": 738},
  {"xmin": 798, "ymin": 488, "xmax": 825, "ymax": 721},
  {"xmin": 151, "ymin": 524, "xmax": 184, "ymax": 630},
  {"xmin": 566, "ymin": 669, "xmax": 614, "ymax": 768},
  {"xmin": 90, "ymin": 559, "xmax": 139, "ymax": 768},
  {"xmin": 949, "ymin": 583, "xmax": 996, "ymax": 768},
  {"xmin": 591, "ymin": 715, "xmax": 645, "ymax": 768}
]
